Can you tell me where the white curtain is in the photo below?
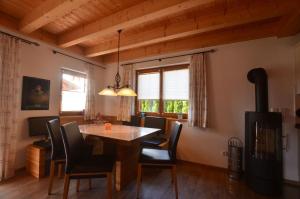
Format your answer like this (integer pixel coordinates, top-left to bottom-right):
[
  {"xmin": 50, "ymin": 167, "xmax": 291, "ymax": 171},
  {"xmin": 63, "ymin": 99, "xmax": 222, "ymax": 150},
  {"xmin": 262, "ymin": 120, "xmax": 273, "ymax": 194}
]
[
  {"xmin": 117, "ymin": 64, "xmax": 134, "ymax": 121},
  {"xmin": 0, "ymin": 34, "xmax": 20, "ymax": 181},
  {"xmin": 188, "ymin": 53, "xmax": 208, "ymax": 128},
  {"xmin": 84, "ymin": 63, "xmax": 96, "ymax": 120}
]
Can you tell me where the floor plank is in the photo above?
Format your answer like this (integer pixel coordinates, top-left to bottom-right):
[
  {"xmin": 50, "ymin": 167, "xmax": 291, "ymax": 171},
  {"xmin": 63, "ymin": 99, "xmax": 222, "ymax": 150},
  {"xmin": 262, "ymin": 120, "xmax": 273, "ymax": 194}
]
[{"xmin": 0, "ymin": 162, "xmax": 299, "ymax": 199}]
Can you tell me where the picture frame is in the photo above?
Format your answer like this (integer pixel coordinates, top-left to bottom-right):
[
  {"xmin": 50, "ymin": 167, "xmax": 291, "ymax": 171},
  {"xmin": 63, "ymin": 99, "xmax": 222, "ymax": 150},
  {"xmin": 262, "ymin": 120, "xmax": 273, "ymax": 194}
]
[{"xmin": 21, "ymin": 76, "xmax": 50, "ymax": 110}]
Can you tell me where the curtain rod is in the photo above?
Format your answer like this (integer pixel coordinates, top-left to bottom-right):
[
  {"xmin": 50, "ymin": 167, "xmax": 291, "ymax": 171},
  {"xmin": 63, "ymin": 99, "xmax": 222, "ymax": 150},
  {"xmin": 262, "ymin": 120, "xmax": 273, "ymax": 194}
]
[
  {"xmin": 52, "ymin": 50, "xmax": 106, "ymax": 69},
  {"xmin": 0, "ymin": 30, "xmax": 39, "ymax": 46},
  {"xmin": 122, "ymin": 49, "xmax": 215, "ymax": 66}
]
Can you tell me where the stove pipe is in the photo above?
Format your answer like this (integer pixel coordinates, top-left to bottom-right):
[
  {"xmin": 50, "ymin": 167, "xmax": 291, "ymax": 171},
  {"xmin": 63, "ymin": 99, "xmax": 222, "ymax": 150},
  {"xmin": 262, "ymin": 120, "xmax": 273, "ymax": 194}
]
[{"xmin": 247, "ymin": 68, "xmax": 268, "ymax": 112}]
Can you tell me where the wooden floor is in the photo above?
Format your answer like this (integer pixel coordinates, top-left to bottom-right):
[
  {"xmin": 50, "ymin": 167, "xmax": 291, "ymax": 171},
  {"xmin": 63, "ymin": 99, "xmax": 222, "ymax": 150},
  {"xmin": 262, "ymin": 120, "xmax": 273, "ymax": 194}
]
[{"xmin": 0, "ymin": 162, "xmax": 299, "ymax": 199}]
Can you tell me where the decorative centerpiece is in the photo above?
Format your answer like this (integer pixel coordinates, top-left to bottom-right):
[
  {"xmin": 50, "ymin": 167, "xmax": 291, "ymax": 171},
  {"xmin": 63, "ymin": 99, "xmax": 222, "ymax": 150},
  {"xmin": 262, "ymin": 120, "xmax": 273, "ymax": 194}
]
[{"xmin": 104, "ymin": 123, "xmax": 112, "ymax": 130}]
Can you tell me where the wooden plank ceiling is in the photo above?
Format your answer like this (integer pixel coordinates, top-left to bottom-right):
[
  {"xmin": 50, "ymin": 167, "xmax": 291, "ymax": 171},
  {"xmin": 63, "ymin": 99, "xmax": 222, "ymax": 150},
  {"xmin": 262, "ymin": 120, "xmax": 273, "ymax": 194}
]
[{"xmin": 0, "ymin": 0, "xmax": 300, "ymax": 65}]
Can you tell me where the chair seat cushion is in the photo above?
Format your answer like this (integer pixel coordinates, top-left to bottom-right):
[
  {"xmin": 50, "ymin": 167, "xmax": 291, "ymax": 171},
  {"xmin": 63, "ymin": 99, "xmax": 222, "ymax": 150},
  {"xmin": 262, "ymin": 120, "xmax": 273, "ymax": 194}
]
[
  {"xmin": 142, "ymin": 137, "xmax": 167, "ymax": 146},
  {"xmin": 69, "ymin": 155, "xmax": 115, "ymax": 175},
  {"xmin": 139, "ymin": 148, "xmax": 174, "ymax": 164}
]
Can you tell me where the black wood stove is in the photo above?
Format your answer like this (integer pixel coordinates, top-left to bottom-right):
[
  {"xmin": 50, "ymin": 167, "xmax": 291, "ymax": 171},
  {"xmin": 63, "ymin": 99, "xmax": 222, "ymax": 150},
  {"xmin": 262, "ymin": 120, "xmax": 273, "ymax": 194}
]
[{"xmin": 245, "ymin": 68, "xmax": 282, "ymax": 196}]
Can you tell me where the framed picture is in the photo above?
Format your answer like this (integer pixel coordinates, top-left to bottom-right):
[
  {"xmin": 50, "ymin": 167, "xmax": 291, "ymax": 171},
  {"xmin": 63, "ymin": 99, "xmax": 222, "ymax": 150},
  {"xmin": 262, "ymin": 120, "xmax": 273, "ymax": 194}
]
[{"xmin": 21, "ymin": 76, "xmax": 50, "ymax": 110}]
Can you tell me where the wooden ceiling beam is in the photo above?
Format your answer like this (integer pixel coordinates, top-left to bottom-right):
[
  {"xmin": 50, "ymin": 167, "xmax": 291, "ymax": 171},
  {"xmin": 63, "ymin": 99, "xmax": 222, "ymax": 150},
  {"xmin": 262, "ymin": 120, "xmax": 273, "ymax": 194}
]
[
  {"xmin": 102, "ymin": 18, "xmax": 280, "ymax": 64},
  {"xmin": 85, "ymin": 0, "xmax": 298, "ymax": 57},
  {"xmin": 277, "ymin": 11, "xmax": 300, "ymax": 37},
  {"xmin": 0, "ymin": 11, "xmax": 57, "ymax": 44},
  {"xmin": 0, "ymin": 11, "xmax": 103, "ymax": 65},
  {"xmin": 20, "ymin": 0, "xmax": 89, "ymax": 33},
  {"xmin": 58, "ymin": 0, "xmax": 214, "ymax": 48}
]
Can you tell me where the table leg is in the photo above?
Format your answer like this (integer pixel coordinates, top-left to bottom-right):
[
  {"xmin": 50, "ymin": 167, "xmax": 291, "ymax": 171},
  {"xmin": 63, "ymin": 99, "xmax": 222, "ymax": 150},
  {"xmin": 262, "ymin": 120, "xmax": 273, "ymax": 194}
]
[
  {"xmin": 103, "ymin": 141, "xmax": 140, "ymax": 191},
  {"xmin": 114, "ymin": 143, "xmax": 140, "ymax": 191},
  {"xmin": 115, "ymin": 161, "xmax": 121, "ymax": 191}
]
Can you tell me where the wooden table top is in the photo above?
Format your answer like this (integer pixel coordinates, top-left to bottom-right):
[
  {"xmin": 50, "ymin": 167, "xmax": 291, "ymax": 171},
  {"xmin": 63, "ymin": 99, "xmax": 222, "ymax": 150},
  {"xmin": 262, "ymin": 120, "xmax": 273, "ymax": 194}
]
[{"xmin": 79, "ymin": 124, "xmax": 160, "ymax": 143}]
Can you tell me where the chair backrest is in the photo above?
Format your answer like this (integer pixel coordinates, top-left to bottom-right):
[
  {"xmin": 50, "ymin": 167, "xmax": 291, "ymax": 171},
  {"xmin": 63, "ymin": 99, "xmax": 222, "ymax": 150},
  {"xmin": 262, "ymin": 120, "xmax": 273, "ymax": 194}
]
[
  {"xmin": 46, "ymin": 118, "xmax": 65, "ymax": 160},
  {"xmin": 60, "ymin": 122, "xmax": 89, "ymax": 172},
  {"xmin": 122, "ymin": 115, "xmax": 141, "ymax": 127},
  {"xmin": 144, "ymin": 116, "xmax": 166, "ymax": 134},
  {"xmin": 168, "ymin": 121, "xmax": 183, "ymax": 160}
]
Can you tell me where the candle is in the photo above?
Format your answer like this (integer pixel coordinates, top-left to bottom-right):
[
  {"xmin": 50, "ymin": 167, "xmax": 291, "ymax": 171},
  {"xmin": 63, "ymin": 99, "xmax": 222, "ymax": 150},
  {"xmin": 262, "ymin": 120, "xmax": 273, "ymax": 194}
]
[{"xmin": 104, "ymin": 123, "xmax": 112, "ymax": 130}]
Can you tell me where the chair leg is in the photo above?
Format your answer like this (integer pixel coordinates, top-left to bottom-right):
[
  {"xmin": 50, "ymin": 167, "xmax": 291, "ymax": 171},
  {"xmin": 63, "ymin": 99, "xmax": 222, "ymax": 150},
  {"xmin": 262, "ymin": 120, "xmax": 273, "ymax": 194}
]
[
  {"xmin": 89, "ymin": 179, "xmax": 92, "ymax": 190},
  {"xmin": 58, "ymin": 163, "xmax": 63, "ymax": 178},
  {"xmin": 172, "ymin": 165, "xmax": 178, "ymax": 199},
  {"xmin": 76, "ymin": 180, "xmax": 80, "ymax": 192},
  {"xmin": 48, "ymin": 160, "xmax": 55, "ymax": 195},
  {"xmin": 106, "ymin": 172, "xmax": 112, "ymax": 199},
  {"xmin": 63, "ymin": 174, "xmax": 70, "ymax": 199},
  {"xmin": 171, "ymin": 168, "xmax": 174, "ymax": 184},
  {"xmin": 136, "ymin": 163, "xmax": 142, "ymax": 199}
]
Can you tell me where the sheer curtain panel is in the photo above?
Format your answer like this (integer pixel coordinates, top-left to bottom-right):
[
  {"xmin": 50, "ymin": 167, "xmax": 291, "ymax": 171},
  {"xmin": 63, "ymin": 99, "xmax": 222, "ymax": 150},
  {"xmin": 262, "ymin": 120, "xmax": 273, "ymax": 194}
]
[
  {"xmin": 118, "ymin": 64, "xmax": 135, "ymax": 121},
  {"xmin": 84, "ymin": 63, "xmax": 96, "ymax": 120},
  {"xmin": 0, "ymin": 34, "xmax": 20, "ymax": 181},
  {"xmin": 188, "ymin": 53, "xmax": 208, "ymax": 128}
]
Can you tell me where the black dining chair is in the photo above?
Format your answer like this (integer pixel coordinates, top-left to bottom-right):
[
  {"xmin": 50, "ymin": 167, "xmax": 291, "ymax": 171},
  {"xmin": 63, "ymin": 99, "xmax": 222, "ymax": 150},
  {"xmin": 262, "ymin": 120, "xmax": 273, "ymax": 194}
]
[
  {"xmin": 122, "ymin": 115, "xmax": 141, "ymax": 127},
  {"xmin": 142, "ymin": 116, "xmax": 167, "ymax": 147},
  {"xmin": 46, "ymin": 118, "xmax": 66, "ymax": 195},
  {"xmin": 60, "ymin": 122, "xmax": 115, "ymax": 199},
  {"xmin": 47, "ymin": 119, "xmax": 94, "ymax": 195},
  {"xmin": 136, "ymin": 121, "xmax": 183, "ymax": 199}
]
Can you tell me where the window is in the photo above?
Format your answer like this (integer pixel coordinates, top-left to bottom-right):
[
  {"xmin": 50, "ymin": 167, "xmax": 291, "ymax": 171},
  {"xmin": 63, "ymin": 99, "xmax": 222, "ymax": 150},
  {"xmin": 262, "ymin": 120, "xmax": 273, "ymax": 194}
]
[
  {"xmin": 136, "ymin": 65, "xmax": 189, "ymax": 117},
  {"xmin": 138, "ymin": 71, "xmax": 160, "ymax": 112},
  {"xmin": 60, "ymin": 69, "xmax": 87, "ymax": 114},
  {"xmin": 163, "ymin": 69, "xmax": 189, "ymax": 114}
]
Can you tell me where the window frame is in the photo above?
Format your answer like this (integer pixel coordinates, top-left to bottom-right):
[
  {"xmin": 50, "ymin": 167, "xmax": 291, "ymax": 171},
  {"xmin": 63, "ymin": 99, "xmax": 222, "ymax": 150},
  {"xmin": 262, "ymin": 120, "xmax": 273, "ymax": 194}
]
[
  {"xmin": 135, "ymin": 64, "xmax": 189, "ymax": 119},
  {"xmin": 59, "ymin": 68, "xmax": 87, "ymax": 116}
]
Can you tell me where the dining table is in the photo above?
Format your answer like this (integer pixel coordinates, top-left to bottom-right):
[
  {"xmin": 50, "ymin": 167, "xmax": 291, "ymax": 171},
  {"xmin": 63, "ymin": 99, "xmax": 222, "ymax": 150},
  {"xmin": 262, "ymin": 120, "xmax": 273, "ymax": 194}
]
[{"xmin": 79, "ymin": 124, "xmax": 160, "ymax": 191}]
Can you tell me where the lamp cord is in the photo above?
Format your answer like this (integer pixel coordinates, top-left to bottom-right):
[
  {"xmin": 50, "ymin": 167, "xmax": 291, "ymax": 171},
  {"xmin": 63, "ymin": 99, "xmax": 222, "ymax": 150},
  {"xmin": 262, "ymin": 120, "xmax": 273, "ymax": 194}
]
[
  {"xmin": 115, "ymin": 29, "xmax": 122, "ymax": 88},
  {"xmin": 117, "ymin": 29, "xmax": 121, "ymax": 74}
]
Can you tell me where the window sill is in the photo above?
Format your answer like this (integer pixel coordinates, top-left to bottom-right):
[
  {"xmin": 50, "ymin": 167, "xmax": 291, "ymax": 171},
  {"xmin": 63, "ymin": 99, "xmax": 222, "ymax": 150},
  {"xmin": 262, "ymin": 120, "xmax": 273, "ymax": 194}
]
[
  {"xmin": 164, "ymin": 117, "xmax": 188, "ymax": 123},
  {"xmin": 136, "ymin": 112, "xmax": 188, "ymax": 123},
  {"xmin": 138, "ymin": 112, "xmax": 188, "ymax": 120},
  {"xmin": 59, "ymin": 115, "xmax": 87, "ymax": 125},
  {"xmin": 60, "ymin": 111, "xmax": 84, "ymax": 116}
]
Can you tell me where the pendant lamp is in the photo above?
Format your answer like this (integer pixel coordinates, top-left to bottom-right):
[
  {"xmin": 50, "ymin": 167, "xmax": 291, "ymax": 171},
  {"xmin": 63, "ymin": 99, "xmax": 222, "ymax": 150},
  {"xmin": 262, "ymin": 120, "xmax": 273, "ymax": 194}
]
[{"xmin": 98, "ymin": 30, "xmax": 137, "ymax": 96}]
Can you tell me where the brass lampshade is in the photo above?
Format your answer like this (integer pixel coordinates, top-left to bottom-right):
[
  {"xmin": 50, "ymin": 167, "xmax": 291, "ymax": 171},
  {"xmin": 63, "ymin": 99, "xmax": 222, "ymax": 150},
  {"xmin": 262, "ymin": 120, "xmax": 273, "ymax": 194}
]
[
  {"xmin": 98, "ymin": 87, "xmax": 117, "ymax": 96},
  {"xmin": 117, "ymin": 86, "xmax": 137, "ymax": 96}
]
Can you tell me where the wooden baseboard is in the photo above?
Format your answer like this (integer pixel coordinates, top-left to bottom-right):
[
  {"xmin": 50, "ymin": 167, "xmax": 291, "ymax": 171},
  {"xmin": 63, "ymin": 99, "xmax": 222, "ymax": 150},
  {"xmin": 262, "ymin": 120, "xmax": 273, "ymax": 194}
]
[
  {"xmin": 15, "ymin": 167, "xmax": 26, "ymax": 173},
  {"xmin": 177, "ymin": 159, "xmax": 227, "ymax": 172},
  {"xmin": 178, "ymin": 160, "xmax": 300, "ymax": 186},
  {"xmin": 284, "ymin": 179, "xmax": 300, "ymax": 187}
]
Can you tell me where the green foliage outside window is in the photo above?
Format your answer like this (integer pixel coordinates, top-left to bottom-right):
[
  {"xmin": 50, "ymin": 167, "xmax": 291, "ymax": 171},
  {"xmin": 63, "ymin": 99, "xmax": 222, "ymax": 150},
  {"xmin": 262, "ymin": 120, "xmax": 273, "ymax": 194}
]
[
  {"xmin": 164, "ymin": 100, "xmax": 188, "ymax": 114},
  {"xmin": 139, "ymin": 99, "xmax": 188, "ymax": 114},
  {"xmin": 140, "ymin": 99, "xmax": 159, "ymax": 112}
]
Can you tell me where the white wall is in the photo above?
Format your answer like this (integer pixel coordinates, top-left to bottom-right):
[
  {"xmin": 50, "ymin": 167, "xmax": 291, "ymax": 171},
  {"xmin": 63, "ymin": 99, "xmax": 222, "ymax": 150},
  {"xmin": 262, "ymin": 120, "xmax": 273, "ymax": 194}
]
[
  {"xmin": 102, "ymin": 36, "xmax": 300, "ymax": 181},
  {"xmin": 295, "ymin": 44, "xmax": 300, "ymax": 181},
  {"xmin": 15, "ymin": 42, "xmax": 105, "ymax": 169}
]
